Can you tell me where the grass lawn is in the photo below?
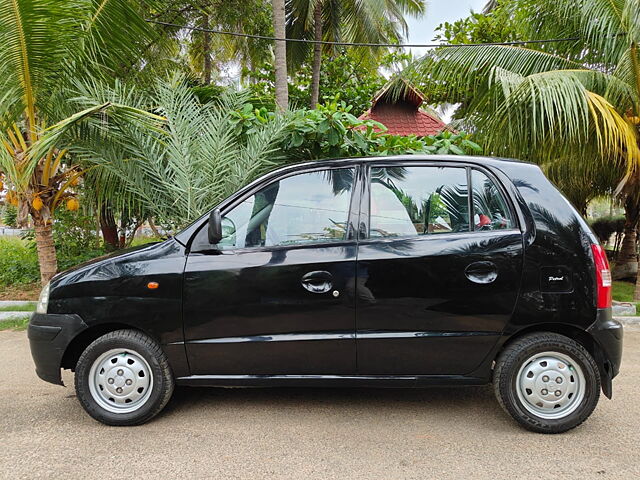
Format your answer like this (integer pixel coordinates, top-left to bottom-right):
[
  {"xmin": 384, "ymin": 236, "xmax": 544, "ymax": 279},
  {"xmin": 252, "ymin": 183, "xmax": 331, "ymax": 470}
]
[
  {"xmin": 612, "ymin": 280, "xmax": 640, "ymax": 315},
  {"xmin": 0, "ymin": 302, "xmax": 36, "ymax": 312},
  {"xmin": 0, "ymin": 316, "xmax": 30, "ymax": 331},
  {"xmin": 612, "ymin": 281, "xmax": 635, "ymax": 302},
  {"xmin": 0, "ymin": 300, "xmax": 35, "ymax": 331}
]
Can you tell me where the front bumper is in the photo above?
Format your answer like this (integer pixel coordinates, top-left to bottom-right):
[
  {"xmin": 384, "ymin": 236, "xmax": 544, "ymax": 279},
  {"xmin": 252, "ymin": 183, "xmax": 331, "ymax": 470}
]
[
  {"xmin": 588, "ymin": 308, "xmax": 623, "ymax": 398},
  {"xmin": 28, "ymin": 313, "xmax": 87, "ymax": 385}
]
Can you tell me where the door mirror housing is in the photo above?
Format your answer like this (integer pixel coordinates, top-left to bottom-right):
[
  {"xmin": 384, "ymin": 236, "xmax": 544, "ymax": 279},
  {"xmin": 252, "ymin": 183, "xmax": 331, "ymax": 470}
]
[{"xmin": 208, "ymin": 209, "xmax": 223, "ymax": 244}]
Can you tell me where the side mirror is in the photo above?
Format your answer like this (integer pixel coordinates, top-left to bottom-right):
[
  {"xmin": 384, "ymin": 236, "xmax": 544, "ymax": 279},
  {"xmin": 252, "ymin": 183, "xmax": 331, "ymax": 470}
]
[{"xmin": 208, "ymin": 209, "xmax": 222, "ymax": 244}]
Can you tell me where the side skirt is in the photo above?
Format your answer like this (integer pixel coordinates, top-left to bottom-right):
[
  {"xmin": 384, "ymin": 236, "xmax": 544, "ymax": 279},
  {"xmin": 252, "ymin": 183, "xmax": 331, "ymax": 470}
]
[{"xmin": 175, "ymin": 374, "xmax": 489, "ymax": 388}]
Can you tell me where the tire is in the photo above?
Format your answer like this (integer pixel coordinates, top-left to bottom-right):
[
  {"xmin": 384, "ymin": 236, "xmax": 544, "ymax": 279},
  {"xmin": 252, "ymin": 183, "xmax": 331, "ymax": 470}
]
[
  {"xmin": 493, "ymin": 332, "xmax": 600, "ymax": 434},
  {"xmin": 75, "ymin": 329, "xmax": 174, "ymax": 426}
]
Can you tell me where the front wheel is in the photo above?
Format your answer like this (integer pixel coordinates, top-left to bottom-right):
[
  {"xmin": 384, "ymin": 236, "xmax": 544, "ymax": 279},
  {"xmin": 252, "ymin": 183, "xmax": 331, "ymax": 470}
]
[
  {"xmin": 75, "ymin": 329, "xmax": 174, "ymax": 426},
  {"xmin": 493, "ymin": 332, "xmax": 600, "ymax": 433}
]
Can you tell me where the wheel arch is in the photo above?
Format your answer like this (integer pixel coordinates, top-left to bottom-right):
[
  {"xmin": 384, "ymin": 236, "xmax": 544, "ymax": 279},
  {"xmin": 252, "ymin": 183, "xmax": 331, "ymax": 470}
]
[
  {"xmin": 61, "ymin": 323, "xmax": 150, "ymax": 371},
  {"xmin": 496, "ymin": 323, "xmax": 611, "ymax": 398}
]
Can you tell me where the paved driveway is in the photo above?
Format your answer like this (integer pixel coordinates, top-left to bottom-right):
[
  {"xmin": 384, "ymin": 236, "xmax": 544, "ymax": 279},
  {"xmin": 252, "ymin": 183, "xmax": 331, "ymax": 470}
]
[{"xmin": 1, "ymin": 330, "xmax": 639, "ymax": 480}]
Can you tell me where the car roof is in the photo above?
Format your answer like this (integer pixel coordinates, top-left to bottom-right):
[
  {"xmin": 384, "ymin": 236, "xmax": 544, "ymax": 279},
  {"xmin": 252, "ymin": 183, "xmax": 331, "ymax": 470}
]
[
  {"xmin": 275, "ymin": 154, "xmax": 532, "ymax": 171},
  {"xmin": 314, "ymin": 154, "xmax": 526, "ymax": 164}
]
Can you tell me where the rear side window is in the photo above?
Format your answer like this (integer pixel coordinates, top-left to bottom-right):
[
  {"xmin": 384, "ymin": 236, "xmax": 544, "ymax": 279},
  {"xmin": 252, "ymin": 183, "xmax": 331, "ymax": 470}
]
[
  {"xmin": 368, "ymin": 165, "xmax": 515, "ymax": 239},
  {"xmin": 370, "ymin": 166, "xmax": 469, "ymax": 238},
  {"xmin": 471, "ymin": 170, "xmax": 513, "ymax": 231}
]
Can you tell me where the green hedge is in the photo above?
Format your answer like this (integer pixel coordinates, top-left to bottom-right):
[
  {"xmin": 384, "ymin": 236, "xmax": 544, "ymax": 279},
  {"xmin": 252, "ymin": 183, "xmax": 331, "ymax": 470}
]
[{"xmin": 0, "ymin": 237, "xmax": 40, "ymax": 286}]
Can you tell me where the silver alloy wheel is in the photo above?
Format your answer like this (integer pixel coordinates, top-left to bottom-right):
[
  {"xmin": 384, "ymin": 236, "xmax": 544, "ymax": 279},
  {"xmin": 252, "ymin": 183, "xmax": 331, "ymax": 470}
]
[
  {"xmin": 515, "ymin": 351, "xmax": 586, "ymax": 420},
  {"xmin": 88, "ymin": 348, "xmax": 153, "ymax": 414}
]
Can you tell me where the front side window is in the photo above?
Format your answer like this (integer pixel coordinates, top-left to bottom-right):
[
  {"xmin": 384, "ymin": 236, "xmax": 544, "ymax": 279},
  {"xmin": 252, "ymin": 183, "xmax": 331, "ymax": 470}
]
[
  {"xmin": 218, "ymin": 168, "xmax": 355, "ymax": 250},
  {"xmin": 369, "ymin": 166, "xmax": 470, "ymax": 238}
]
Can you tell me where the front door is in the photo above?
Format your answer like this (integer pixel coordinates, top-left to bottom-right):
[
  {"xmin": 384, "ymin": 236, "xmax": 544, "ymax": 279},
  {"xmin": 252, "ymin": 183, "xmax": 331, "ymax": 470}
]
[
  {"xmin": 356, "ymin": 164, "xmax": 523, "ymax": 376},
  {"xmin": 183, "ymin": 166, "xmax": 359, "ymax": 375}
]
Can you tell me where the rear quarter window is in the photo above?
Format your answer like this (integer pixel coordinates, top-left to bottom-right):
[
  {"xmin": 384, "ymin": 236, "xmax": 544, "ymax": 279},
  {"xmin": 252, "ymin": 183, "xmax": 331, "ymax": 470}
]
[{"xmin": 471, "ymin": 169, "xmax": 514, "ymax": 231}]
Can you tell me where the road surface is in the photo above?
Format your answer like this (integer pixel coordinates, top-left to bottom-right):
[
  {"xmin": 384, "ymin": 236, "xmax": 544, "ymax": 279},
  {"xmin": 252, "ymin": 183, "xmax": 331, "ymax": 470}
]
[{"xmin": 1, "ymin": 330, "xmax": 638, "ymax": 479}]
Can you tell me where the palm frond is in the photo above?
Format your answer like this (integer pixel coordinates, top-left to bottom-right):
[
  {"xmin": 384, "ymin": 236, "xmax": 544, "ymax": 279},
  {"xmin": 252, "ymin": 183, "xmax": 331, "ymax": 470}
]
[
  {"xmin": 400, "ymin": 44, "xmax": 585, "ymax": 103},
  {"xmin": 586, "ymin": 90, "xmax": 640, "ymax": 175},
  {"xmin": 79, "ymin": 0, "xmax": 164, "ymax": 76},
  {"xmin": 71, "ymin": 75, "xmax": 290, "ymax": 230},
  {"xmin": 0, "ymin": 0, "xmax": 82, "ymax": 130},
  {"xmin": 434, "ymin": 44, "xmax": 582, "ymax": 81},
  {"xmin": 623, "ymin": 0, "xmax": 640, "ymax": 45},
  {"xmin": 517, "ymin": 0, "xmax": 629, "ymax": 64},
  {"xmin": 475, "ymin": 69, "xmax": 640, "ymax": 177}
]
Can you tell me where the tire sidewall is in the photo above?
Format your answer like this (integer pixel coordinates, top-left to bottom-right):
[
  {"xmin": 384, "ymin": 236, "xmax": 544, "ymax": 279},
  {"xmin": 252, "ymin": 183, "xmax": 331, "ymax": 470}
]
[
  {"xmin": 499, "ymin": 336, "xmax": 600, "ymax": 433},
  {"xmin": 76, "ymin": 333, "xmax": 170, "ymax": 425}
]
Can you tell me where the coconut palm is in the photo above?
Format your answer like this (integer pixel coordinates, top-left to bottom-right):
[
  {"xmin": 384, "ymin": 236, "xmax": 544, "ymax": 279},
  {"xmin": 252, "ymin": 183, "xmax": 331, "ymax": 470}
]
[
  {"xmin": 402, "ymin": 0, "xmax": 640, "ymax": 285},
  {"xmin": 0, "ymin": 0, "xmax": 162, "ymax": 283},
  {"xmin": 149, "ymin": 1, "xmax": 273, "ymax": 85},
  {"xmin": 286, "ymin": 0, "xmax": 426, "ymax": 108},
  {"xmin": 272, "ymin": 0, "xmax": 289, "ymax": 110}
]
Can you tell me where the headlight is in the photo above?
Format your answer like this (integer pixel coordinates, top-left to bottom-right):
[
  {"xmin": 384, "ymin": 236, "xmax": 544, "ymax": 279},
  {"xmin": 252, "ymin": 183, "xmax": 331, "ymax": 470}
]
[{"xmin": 36, "ymin": 282, "xmax": 50, "ymax": 314}]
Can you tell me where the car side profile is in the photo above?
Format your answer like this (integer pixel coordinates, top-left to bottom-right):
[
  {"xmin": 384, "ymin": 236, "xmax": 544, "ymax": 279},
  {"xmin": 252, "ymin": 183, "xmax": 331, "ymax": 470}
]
[{"xmin": 28, "ymin": 155, "xmax": 622, "ymax": 433}]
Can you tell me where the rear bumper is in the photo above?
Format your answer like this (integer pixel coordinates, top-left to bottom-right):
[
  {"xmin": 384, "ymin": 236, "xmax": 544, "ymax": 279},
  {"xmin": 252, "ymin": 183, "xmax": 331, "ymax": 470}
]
[
  {"xmin": 588, "ymin": 308, "xmax": 623, "ymax": 398},
  {"xmin": 28, "ymin": 313, "xmax": 87, "ymax": 386}
]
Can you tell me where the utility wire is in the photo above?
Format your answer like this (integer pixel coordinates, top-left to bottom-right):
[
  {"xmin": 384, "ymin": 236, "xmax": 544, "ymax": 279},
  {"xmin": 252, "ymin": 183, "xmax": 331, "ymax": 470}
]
[{"xmin": 146, "ymin": 19, "xmax": 581, "ymax": 48}]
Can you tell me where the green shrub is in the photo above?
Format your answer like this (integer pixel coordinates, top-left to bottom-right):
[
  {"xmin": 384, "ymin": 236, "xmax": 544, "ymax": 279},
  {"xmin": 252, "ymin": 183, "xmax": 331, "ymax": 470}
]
[
  {"xmin": 21, "ymin": 208, "xmax": 106, "ymax": 273},
  {"xmin": 2, "ymin": 205, "xmax": 18, "ymax": 228},
  {"xmin": 229, "ymin": 98, "xmax": 482, "ymax": 161},
  {"xmin": 589, "ymin": 215, "xmax": 625, "ymax": 244},
  {"xmin": 52, "ymin": 209, "xmax": 105, "ymax": 271},
  {"xmin": 0, "ymin": 237, "xmax": 40, "ymax": 286}
]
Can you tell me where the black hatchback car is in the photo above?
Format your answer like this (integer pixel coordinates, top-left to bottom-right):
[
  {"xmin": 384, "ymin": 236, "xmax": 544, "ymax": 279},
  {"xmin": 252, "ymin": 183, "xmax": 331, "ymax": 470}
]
[{"xmin": 29, "ymin": 155, "xmax": 622, "ymax": 433}]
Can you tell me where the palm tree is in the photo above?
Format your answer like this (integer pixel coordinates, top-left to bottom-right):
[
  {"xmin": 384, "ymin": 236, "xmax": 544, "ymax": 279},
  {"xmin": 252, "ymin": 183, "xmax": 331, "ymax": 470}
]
[
  {"xmin": 272, "ymin": 0, "xmax": 288, "ymax": 110},
  {"xmin": 287, "ymin": 0, "xmax": 426, "ymax": 109},
  {"xmin": 155, "ymin": 1, "xmax": 273, "ymax": 86},
  {"xmin": 74, "ymin": 76, "xmax": 289, "ymax": 229},
  {"xmin": 403, "ymin": 0, "xmax": 640, "ymax": 288},
  {"xmin": 0, "ymin": 0, "xmax": 160, "ymax": 283}
]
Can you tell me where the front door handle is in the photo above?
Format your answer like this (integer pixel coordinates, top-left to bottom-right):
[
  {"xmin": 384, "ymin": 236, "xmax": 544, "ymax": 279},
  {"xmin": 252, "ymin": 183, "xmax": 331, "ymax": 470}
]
[
  {"xmin": 301, "ymin": 271, "xmax": 333, "ymax": 294},
  {"xmin": 465, "ymin": 261, "xmax": 498, "ymax": 284}
]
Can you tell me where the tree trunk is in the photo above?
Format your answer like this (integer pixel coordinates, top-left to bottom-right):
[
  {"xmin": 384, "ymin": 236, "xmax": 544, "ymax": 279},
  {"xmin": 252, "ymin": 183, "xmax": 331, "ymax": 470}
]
[
  {"xmin": 99, "ymin": 205, "xmax": 119, "ymax": 251},
  {"xmin": 613, "ymin": 196, "xmax": 639, "ymax": 280},
  {"xmin": 309, "ymin": 2, "xmax": 323, "ymax": 109},
  {"xmin": 34, "ymin": 222, "xmax": 57, "ymax": 284},
  {"xmin": 124, "ymin": 220, "xmax": 143, "ymax": 247},
  {"xmin": 203, "ymin": 14, "xmax": 212, "ymax": 85},
  {"xmin": 634, "ymin": 256, "xmax": 640, "ymax": 301},
  {"xmin": 272, "ymin": 0, "xmax": 288, "ymax": 111},
  {"xmin": 609, "ymin": 194, "xmax": 613, "ymax": 217},
  {"xmin": 148, "ymin": 218, "xmax": 162, "ymax": 238}
]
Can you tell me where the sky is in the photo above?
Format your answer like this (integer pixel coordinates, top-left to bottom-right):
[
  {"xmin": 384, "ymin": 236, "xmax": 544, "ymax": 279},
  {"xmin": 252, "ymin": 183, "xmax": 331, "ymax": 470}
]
[
  {"xmin": 404, "ymin": 0, "xmax": 488, "ymax": 121},
  {"xmin": 406, "ymin": 0, "xmax": 488, "ymax": 56}
]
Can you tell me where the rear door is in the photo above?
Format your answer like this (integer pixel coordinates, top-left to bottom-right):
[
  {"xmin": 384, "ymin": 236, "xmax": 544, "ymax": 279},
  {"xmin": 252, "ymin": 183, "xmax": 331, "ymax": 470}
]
[{"xmin": 355, "ymin": 163, "xmax": 523, "ymax": 375}]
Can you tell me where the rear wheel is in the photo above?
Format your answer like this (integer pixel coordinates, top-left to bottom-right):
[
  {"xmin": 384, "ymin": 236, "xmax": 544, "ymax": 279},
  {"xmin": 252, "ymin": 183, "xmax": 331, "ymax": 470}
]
[
  {"xmin": 75, "ymin": 329, "xmax": 174, "ymax": 426},
  {"xmin": 493, "ymin": 332, "xmax": 600, "ymax": 433}
]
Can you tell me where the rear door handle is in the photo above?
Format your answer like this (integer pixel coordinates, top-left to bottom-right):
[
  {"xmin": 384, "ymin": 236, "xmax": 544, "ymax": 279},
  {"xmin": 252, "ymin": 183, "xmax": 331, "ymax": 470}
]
[
  {"xmin": 465, "ymin": 261, "xmax": 498, "ymax": 284},
  {"xmin": 301, "ymin": 271, "xmax": 333, "ymax": 294}
]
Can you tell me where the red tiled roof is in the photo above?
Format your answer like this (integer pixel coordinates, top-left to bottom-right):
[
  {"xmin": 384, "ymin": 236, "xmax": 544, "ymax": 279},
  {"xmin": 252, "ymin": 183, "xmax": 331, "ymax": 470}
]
[
  {"xmin": 358, "ymin": 102, "xmax": 448, "ymax": 137},
  {"xmin": 372, "ymin": 80, "xmax": 424, "ymax": 108}
]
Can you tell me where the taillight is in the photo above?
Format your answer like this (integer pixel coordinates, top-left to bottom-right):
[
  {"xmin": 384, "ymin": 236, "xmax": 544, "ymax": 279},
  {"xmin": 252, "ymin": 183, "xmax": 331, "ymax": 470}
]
[{"xmin": 591, "ymin": 244, "xmax": 612, "ymax": 309}]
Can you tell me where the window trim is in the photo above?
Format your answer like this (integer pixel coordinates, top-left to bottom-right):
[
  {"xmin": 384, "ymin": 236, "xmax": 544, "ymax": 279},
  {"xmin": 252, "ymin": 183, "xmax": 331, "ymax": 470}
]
[
  {"xmin": 189, "ymin": 164, "xmax": 362, "ymax": 254},
  {"xmin": 361, "ymin": 162, "xmax": 520, "ymax": 242}
]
